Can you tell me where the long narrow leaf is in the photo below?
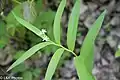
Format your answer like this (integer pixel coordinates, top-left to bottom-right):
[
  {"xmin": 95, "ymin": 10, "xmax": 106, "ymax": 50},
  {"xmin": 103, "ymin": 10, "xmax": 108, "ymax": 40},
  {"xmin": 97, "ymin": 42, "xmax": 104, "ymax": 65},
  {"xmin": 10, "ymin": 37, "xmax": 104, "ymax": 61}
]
[
  {"xmin": 45, "ymin": 48, "xmax": 64, "ymax": 80},
  {"xmin": 80, "ymin": 10, "xmax": 106, "ymax": 72},
  {"xmin": 74, "ymin": 57, "xmax": 95, "ymax": 80},
  {"xmin": 12, "ymin": 12, "xmax": 49, "ymax": 41},
  {"xmin": 67, "ymin": 0, "xmax": 81, "ymax": 51},
  {"xmin": 53, "ymin": 0, "xmax": 66, "ymax": 44},
  {"xmin": 7, "ymin": 41, "xmax": 53, "ymax": 71}
]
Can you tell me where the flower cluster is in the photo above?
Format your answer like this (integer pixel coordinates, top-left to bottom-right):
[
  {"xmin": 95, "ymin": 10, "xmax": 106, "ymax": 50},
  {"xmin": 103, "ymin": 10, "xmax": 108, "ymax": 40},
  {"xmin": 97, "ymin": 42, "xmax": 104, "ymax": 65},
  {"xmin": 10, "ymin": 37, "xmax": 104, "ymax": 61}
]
[{"xmin": 40, "ymin": 29, "xmax": 49, "ymax": 41}]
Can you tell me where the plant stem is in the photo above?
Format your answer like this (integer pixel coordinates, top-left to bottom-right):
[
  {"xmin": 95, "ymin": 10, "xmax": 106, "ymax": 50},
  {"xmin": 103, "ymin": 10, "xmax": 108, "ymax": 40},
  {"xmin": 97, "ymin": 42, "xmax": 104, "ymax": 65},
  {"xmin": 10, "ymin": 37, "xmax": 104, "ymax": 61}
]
[
  {"xmin": 51, "ymin": 41, "xmax": 77, "ymax": 57},
  {"xmin": 60, "ymin": 45, "xmax": 77, "ymax": 57},
  {"xmin": 12, "ymin": 0, "xmax": 21, "ymax": 4}
]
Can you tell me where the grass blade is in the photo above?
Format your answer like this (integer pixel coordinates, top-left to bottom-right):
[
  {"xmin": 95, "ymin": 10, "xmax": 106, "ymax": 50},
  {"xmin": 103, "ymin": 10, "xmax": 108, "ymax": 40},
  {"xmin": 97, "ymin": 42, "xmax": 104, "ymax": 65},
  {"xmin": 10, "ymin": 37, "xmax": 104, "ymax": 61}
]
[
  {"xmin": 67, "ymin": 0, "xmax": 81, "ymax": 51},
  {"xmin": 74, "ymin": 57, "xmax": 95, "ymax": 80},
  {"xmin": 80, "ymin": 10, "xmax": 106, "ymax": 72},
  {"xmin": 7, "ymin": 41, "xmax": 53, "ymax": 71},
  {"xmin": 45, "ymin": 48, "xmax": 64, "ymax": 80},
  {"xmin": 53, "ymin": 0, "xmax": 66, "ymax": 44},
  {"xmin": 12, "ymin": 12, "xmax": 49, "ymax": 41}
]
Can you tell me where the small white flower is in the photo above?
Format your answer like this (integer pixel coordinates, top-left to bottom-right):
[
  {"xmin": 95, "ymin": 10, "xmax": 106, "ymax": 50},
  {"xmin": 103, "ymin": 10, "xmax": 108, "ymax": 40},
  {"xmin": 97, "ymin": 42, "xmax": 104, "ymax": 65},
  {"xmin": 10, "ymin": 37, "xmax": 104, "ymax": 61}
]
[
  {"xmin": 42, "ymin": 36, "xmax": 49, "ymax": 41},
  {"xmin": 41, "ymin": 29, "xmax": 47, "ymax": 34}
]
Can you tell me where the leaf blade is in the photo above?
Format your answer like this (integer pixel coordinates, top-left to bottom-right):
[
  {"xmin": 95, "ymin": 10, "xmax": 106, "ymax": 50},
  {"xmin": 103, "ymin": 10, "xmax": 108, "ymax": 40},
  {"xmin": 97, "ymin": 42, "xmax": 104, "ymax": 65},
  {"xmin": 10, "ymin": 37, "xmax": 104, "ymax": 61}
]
[
  {"xmin": 22, "ymin": 71, "xmax": 33, "ymax": 80},
  {"xmin": 7, "ymin": 41, "xmax": 52, "ymax": 71},
  {"xmin": 12, "ymin": 12, "xmax": 49, "ymax": 40},
  {"xmin": 74, "ymin": 57, "xmax": 95, "ymax": 80},
  {"xmin": 67, "ymin": 0, "xmax": 81, "ymax": 51},
  {"xmin": 80, "ymin": 10, "xmax": 106, "ymax": 72},
  {"xmin": 45, "ymin": 48, "xmax": 64, "ymax": 80},
  {"xmin": 53, "ymin": 0, "xmax": 66, "ymax": 44}
]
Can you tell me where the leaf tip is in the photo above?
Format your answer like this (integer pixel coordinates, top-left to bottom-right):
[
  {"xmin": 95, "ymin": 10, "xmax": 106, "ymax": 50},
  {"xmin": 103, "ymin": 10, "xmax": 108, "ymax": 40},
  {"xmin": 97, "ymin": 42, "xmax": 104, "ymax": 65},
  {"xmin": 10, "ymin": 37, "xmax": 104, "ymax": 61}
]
[
  {"xmin": 7, "ymin": 67, "xmax": 11, "ymax": 72},
  {"xmin": 102, "ymin": 9, "xmax": 107, "ymax": 16}
]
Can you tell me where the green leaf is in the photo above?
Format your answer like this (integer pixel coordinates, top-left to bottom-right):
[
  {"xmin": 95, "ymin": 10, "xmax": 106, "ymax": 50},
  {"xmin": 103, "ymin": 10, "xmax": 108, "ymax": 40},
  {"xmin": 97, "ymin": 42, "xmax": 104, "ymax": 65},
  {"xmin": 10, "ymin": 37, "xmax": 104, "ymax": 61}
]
[
  {"xmin": 0, "ymin": 20, "xmax": 5, "ymax": 37},
  {"xmin": 6, "ymin": 3, "xmax": 23, "ymax": 25},
  {"xmin": 34, "ymin": 10, "xmax": 55, "ymax": 29},
  {"xmin": 74, "ymin": 57, "xmax": 95, "ymax": 80},
  {"xmin": 33, "ymin": 10, "xmax": 55, "ymax": 40},
  {"xmin": 7, "ymin": 41, "xmax": 53, "ymax": 71},
  {"xmin": 53, "ymin": 0, "xmax": 66, "ymax": 44},
  {"xmin": 6, "ymin": 1, "xmax": 36, "ymax": 24},
  {"xmin": 0, "ymin": 37, "xmax": 8, "ymax": 48},
  {"xmin": 84, "ymin": 45, "xmax": 94, "ymax": 72},
  {"xmin": 0, "ymin": 41, "xmax": 5, "ymax": 48},
  {"xmin": 6, "ymin": 24, "xmax": 16, "ymax": 36},
  {"xmin": 0, "ymin": 20, "xmax": 8, "ymax": 48},
  {"xmin": 23, "ymin": 2, "xmax": 37, "ymax": 23},
  {"xmin": 12, "ymin": 12, "xmax": 49, "ymax": 40},
  {"xmin": 35, "ymin": 0, "xmax": 44, "ymax": 12},
  {"xmin": 115, "ymin": 49, "xmax": 120, "ymax": 58},
  {"xmin": 22, "ymin": 71, "xmax": 32, "ymax": 80},
  {"xmin": 45, "ymin": 48, "xmax": 64, "ymax": 80},
  {"xmin": 67, "ymin": 0, "xmax": 81, "ymax": 51},
  {"xmin": 12, "ymin": 63, "xmax": 27, "ymax": 73},
  {"xmin": 6, "ymin": 1, "xmax": 36, "ymax": 37},
  {"xmin": 80, "ymin": 10, "xmax": 106, "ymax": 72},
  {"xmin": 13, "ymin": 50, "xmax": 25, "ymax": 60},
  {"xmin": 32, "ymin": 68, "xmax": 41, "ymax": 78}
]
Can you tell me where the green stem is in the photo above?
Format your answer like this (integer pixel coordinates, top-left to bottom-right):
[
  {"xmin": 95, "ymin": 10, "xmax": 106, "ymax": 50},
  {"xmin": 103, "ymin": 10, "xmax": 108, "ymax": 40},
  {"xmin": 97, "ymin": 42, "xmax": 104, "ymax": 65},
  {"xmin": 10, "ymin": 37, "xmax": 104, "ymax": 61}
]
[
  {"xmin": 51, "ymin": 41, "xmax": 77, "ymax": 57},
  {"xmin": 12, "ymin": 0, "xmax": 21, "ymax": 4}
]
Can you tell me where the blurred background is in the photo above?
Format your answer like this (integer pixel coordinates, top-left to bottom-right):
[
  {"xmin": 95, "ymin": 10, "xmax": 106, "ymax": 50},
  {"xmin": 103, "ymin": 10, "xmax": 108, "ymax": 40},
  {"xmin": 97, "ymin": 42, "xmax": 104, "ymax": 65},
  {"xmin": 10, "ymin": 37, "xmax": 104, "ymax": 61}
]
[{"xmin": 0, "ymin": 0, "xmax": 120, "ymax": 80}]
